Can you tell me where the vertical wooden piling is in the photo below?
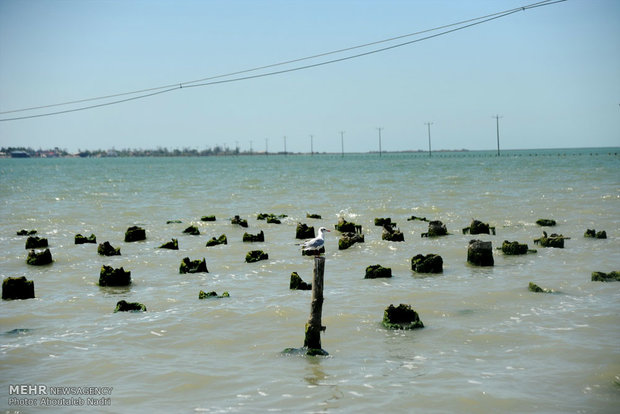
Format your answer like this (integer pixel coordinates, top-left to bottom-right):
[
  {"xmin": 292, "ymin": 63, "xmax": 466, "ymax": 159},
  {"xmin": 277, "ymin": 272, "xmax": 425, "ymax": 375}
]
[{"xmin": 304, "ymin": 256, "xmax": 327, "ymax": 354}]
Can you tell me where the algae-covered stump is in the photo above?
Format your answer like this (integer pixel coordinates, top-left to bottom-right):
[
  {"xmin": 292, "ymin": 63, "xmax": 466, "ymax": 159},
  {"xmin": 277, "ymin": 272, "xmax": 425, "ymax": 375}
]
[
  {"xmin": 99, "ymin": 265, "xmax": 131, "ymax": 287},
  {"xmin": 206, "ymin": 234, "xmax": 227, "ymax": 247},
  {"xmin": 501, "ymin": 240, "xmax": 530, "ymax": 255},
  {"xmin": 290, "ymin": 272, "xmax": 312, "ymax": 290},
  {"xmin": 231, "ymin": 215, "xmax": 248, "ymax": 228},
  {"xmin": 17, "ymin": 229, "xmax": 37, "ymax": 236},
  {"xmin": 25, "ymin": 236, "xmax": 48, "ymax": 249},
  {"xmin": 26, "ymin": 249, "xmax": 53, "ymax": 265},
  {"xmin": 306, "ymin": 213, "xmax": 322, "ymax": 219},
  {"xmin": 199, "ymin": 290, "xmax": 230, "ymax": 299},
  {"xmin": 114, "ymin": 300, "xmax": 146, "ymax": 312},
  {"xmin": 584, "ymin": 229, "xmax": 607, "ymax": 239},
  {"xmin": 536, "ymin": 219, "xmax": 556, "ymax": 227},
  {"xmin": 296, "ymin": 223, "xmax": 315, "ymax": 239},
  {"xmin": 124, "ymin": 226, "xmax": 146, "ymax": 242},
  {"xmin": 183, "ymin": 225, "xmax": 200, "ymax": 235},
  {"xmin": 98, "ymin": 241, "xmax": 121, "ymax": 256},
  {"xmin": 528, "ymin": 282, "xmax": 555, "ymax": 293},
  {"xmin": 591, "ymin": 271, "xmax": 620, "ymax": 282},
  {"xmin": 180, "ymin": 257, "xmax": 208, "ymax": 273},
  {"xmin": 243, "ymin": 231, "xmax": 265, "ymax": 242},
  {"xmin": 365, "ymin": 264, "xmax": 392, "ymax": 279},
  {"xmin": 467, "ymin": 240, "xmax": 494, "ymax": 266},
  {"xmin": 245, "ymin": 250, "xmax": 268, "ymax": 263},
  {"xmin": 159, "ymin": 238, "xmax": 179, "ymax": 250},
  {"xmin": 201, "ymin": 215, "xmax": 216, "ymax": 222},
  {"xmin": 335, "ymin": 217, "xmax": 361, "ymax": 233},
  {"xmin": 411, "ymin": 254, "xmax": 443, "ymax": 274},
  {"xmin": 75, "ymin": 233, "xmax": 96, "ymax": 244},
  {"xmin": 534, "ymin": 232, "xmax": 567, "ymax": 248},
  {"xmin": 338, "ymin": 232, "xmax": 364, "ymax": 250},
  {"xmin": 462, "ymin": 219, "xmax": 495, "ymax": 235},
  {"xmin": 382, "ymin": 304, "xmax": 424, "ymax": 330},
  {"xmin": 375, "ymin": 217, "xmax": 392, "ymax": 227},
  {"xmin": 2, "ymin": 276, "xmax": 35, "ymax": 300},
  {"xmin": 382, "ymin": 225, "xmax": 404, "ymax": 242},
  {"xmin": 422, "ymin": 220, "xmax": 448, "ymax": 237}
]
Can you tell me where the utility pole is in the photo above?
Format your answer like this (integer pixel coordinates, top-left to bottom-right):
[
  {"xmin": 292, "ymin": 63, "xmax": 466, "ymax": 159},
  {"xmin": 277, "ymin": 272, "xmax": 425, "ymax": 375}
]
[
  {"xmin": 310, "ymin": 135, "xmax": 314, "ymax": 155},
  {"xmin": 283, "ymin": 136, "xmax": 287, "ymax": 155},
  {"xmin": 425, "ymin": 122, "xmax": 433, "ymax": 157},
  {"xmin": 340, "ymin": 131, "xmax": 345, "ymax": 158},
  {"xmin": 377, "ymin": 127, "xmax": 383, "ymax": 157},
  {"xmin": 493, "ymin": 115, "xmax": 502, "ymax": 156},
  {"xmin": 265, "ymin": 138, "xmax": 269, "ymax": 156},
  {"xmin": 249, "ymin": 140, "xmax": 253, "ymax": 155}
]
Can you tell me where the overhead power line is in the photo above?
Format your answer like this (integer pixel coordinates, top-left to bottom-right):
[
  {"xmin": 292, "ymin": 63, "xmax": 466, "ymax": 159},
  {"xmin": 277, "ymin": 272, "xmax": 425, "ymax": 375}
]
[{"xmin": 0, "ymin": 0, "xmax": 566, "ymax": 122}]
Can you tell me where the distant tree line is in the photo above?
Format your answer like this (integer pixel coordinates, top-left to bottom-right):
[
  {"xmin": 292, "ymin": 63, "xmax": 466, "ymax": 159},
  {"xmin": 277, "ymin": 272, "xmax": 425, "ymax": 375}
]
[{"xmin": 0, "ymin": 146, "xmax": 259, "ymax": 158}]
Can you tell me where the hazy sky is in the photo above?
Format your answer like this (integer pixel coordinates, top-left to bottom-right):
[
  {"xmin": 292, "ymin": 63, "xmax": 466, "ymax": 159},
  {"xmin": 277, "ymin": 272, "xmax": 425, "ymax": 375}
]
[{"xmin": 1, "ymin": 0, "xmax": 618, "ymax": 153}]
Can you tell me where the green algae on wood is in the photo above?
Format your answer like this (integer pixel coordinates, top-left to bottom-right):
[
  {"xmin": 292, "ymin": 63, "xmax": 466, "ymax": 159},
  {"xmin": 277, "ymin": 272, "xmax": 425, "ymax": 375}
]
[
  {"xmin": 382, "ymin": 304, "xmax": 424, "ymax": 330},
  {"xmin": 183, "ymin": 225, "xmax": 200, "ymax": 235},
  {"xmin": 296, "ymin": 223, "xmax": 315, "ymax": 239},
  {"xmin": 25, "ymin": 236, "xmax": 48, "ymax": 249},
  {"xmin": 534, "ymin": 232, "xmax": 567, "ymax": 248},
  {"xmin": 335, "ymin": 217, "xmax": 361, "ymax": 233},
  {"xmin": 2, "ymin": 276, "xmax": 35, "ymax": 300},
  {"xmin": 365, "ymin": 264, "xmax": 392, "ymax": 279},
  {"xmin": 536, "ymin": 219, "xmax": 556, "ymax": 227},
  {"xmin": 382, "ymin": 225, "xmax": 404, "ymax": 242},
  {"xmin": 99, "ymin": 265, "xmax": 131, "ymax": 287},
  {"xmin": 180, "ymin": 257, "xmax": 208, "ymax": 274},
  {"xmin": 98, "ymin": 241, "xmax": 121, "ymax": 256},
  {"xmin": 124, "ymin": 226, "xmax": 146, "ymax": 242},
  {"xmin": 374, "ymin": 217, "xmax": 392, "ymax": 226},
  {"xmin": 17, "ymin": 229, "xmax": 37, "ymax": 236},
  {"xmin": 501, "ymin": 240, "xmax": 530, "ymax": 255},
  {"xmin": 528, "ymin": 282, "xmax": 555, "ymax": 293},
  {"xmin": 243, "ymin": 230, "xmax": 264, "ymax": 242},
  {"xmin": 200, "ymin": 215, "xmax": 216, "ymax": 221},
  {"xmin": 199, "ymin": 290, "xmax": 230, "ymax": 299},
  {"xmin": 26, "ymin": 249, "xmax": 53, "ymax": 265},
  {"xmin": 584, "ymin": 229, "xmax": 607, "ymax": 239},
  {"xmin": 306, "ymin": 213, "xmax": 322, "ymax": 219},
  {"xmin": 75, "ymin": 233, "xmax": 96, "ymax": 244},
  {"xmin": 231, "ymin": 215, "xmax": 248, "ymax": 227},
  {"xmin": 114, "ymin": 300, "xmax": 146, "ymax": 312},
  {"xmin": 462, "ymin": 219, "xmax": 495, "ymax": 235},
  {"xmin": 166, "ymin": 219, "xmax": 182, "ymax": 224},
  {"xmin": 467, "ymin": 240, "xmax": 494, "ymax": 266},
  {"xmin": 411, "ymin": 254, "xmax": 443, "ymax": 273},
  {"xmin": 245, "ymin": 250, "xmax": 268, "ymax": 263},
  {"xmin": 338, "ymin": 232, "xmax": 364, "ymax": 250},
  {"xmin": 421, "ymin": 220, "xmax": 448, "ymax": 237},
  {"xmin": 159, "ymin": 238, "xmax": 179, "ymax": 250},
  {"xmin": 290, "ymin": 272, "xmax": 312, "ymax": 290},
  {"xmin": 591, "ymin": 271, "xmax": 620, "ymax": 282},
  {"xmin": 206, "ymin": 234, "xmax": 227, "ymax": 247}
]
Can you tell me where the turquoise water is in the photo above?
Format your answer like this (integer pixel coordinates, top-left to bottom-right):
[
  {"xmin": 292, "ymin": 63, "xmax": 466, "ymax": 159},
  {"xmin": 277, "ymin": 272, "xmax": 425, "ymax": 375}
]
[{"xmin": 1, "ymin": 149, "xmax": 619, "ymax": 413}]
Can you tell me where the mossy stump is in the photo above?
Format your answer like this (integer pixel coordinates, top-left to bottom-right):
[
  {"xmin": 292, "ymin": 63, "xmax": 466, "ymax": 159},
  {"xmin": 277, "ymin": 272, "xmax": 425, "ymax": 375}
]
[
  {"xmin": 206, "ymin": 234, "xmax": 227, "ymax": 247},
  {"xmin": 183, "ymin": 225, "xmax": 200, "ymax": 235},
  {"xmin": 411, "ymin": 254, "xmax": 443, "ymax": 273},
  {"xmin": 166, "ymin": 219, "xmax": 182, "ymax": 224},
  {"xmin": 375, "ymin": 217, "xmax": 392, "ymax": 226},
  {"xmin": 462, "ymin": 219, "xmax": 495, "ymax": 235},
  {"xmin": 467, "ymin": 240, "xmax": 494, "ymax": 266},
  {"xmin": 245, "ymin": 250, "xmax": 268, "ymax": 263},
  {"xmin": 591, "ymin": 271, "xmax": 620, "ymax": 282},
  {"xmin": 335, "ymin": 217, "xmax": 361, "ymax": 233},
  {"xmin": 296, "ymin": 223, "xmax": 315, "ymax": 239},
  {"xmin": 124, "ymin": 226, "xmax": 146, "ymax": 242},
  {"xmin": 382, "ymin": 226, "xmax": 404, "ymax": 242},
  {"xmin": 422, "ymin": 220, "xmax": 448, "ymax": 237},
  {"xmin": 528, "ymin": 282, "xmax": 554, "ymax": 293},
  {"xmin": 584, "ymin": 229, "xmax": 607, "ymax": 239},
  {"xmin": 382, "ymin": 304, "xmax": 424, "ymax": 330},
  {"xmin": 26, "ymin": 249, "xmax": 53, "ymax": 265},
  {"xmin": 365, "ymin": 264, "xmax": 392, "ymax": 279},
  {"xmin": 17, "ymin": 229, "xmax": 37, "ymax": 236},
  {"xmin": 159, "ymin": 238, "xmax": 179, "ymax": 250},
  {"xmin": 201, "ymin": 215, "xmax": 216, "ymax": 222},
  {"xmin": 536, "ymin": 219, "xmax": 556, "ymax": 227},
  {"xmin": 98, "ymin": 241, "xmax": 121, "ymax": 256},
  {"xmin": 501, "ymin": 240, "xmax": 529, "ymax": 255},
  {"xmin": 180, "ymin": 257, "xmax": 208, "ymax": 274},
  {"xmin": 99, "ymin": 265, "xmax": 131, "ymax": 287},
  {"xmin": 243, "ymin": 230, "xmax": 265, "ymax": 242},
  {"xmin": 290, "ymin": 272, "xmax": 312, "ymax": 290},
  {"xmin": 2, "ymin": 277, "xmax": 35, "ymax": 300},
  {"xmin": 75, "ymin": 233, "xmax": 96, "ymax": 244},
  {"xmin": 25, "ymin": 236, "xmax": 48, "ymax": 249},
  {"xmin": 199, "ymin": 290, "xmax": 229, "ymax": 299},
  {"xmin": 534, "ymin": 233, "xmax": 566, "ymax": 248},
  {"xmin": 231, "ymin": 215, "xmax": 248, "ymax": 228},
  {"xmin": 114, "ymin": 300, "xmax": 146, "ymax": 312},
  {"xmin": 338, "ymin": 232, "xmax": 364, "ymax": 250},
  {"xmin": 306, "ymin": 213, "xmax": 322, "ymax": 219}
]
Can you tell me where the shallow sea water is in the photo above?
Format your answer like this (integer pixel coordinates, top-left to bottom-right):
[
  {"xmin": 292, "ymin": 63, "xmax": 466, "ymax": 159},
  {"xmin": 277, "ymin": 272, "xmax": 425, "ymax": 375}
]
[{"xmin": 1, "ymin": 149, "xmax": 619, "ymax": 413}]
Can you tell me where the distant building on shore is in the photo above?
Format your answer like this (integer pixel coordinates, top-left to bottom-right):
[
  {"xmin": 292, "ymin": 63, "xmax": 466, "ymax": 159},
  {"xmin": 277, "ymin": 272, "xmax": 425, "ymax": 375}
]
[{"xmin": 10, "ymin": 151, "xmax": 30, "ymax": 158}]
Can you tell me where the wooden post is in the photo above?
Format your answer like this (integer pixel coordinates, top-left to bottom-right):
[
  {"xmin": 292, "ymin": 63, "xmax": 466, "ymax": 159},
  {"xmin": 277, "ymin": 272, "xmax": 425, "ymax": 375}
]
[{"xmin": 304, "ymin": 256, "xmax": 327, "ymax": 354}]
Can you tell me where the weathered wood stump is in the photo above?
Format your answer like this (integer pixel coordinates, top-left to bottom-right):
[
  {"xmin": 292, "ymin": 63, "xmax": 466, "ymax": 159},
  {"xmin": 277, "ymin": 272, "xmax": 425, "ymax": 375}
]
[
  {"xmin": 124, "ymin": 226, "xmax": 146, "ymax": 242},
  {"xmin": 243, "ymin": 230, "xmax": 264, "ymax": 242},
  {"xmin": 99, "ymin": 265, "xmax": 131, "ymax": 287},
  {"xmin": 335, "ymin": 217, "xmax": 362, "ymax": 233},
  {"xmin": 206, "ymin": 234, "xmax": 227, "ymax": 246},
  {"xmin": 467, "ymin": 240, "xmax": 494, "ymax": 266},
  {"xmin": 303, "ymin": 256, "xmax": 328, "ymax": 356},
  {"xmin": 25, "ymin": 236, "xmax": 48, "ymax": 249},
  {"xmin": 180, "ymin": 257, "xmax": 208, "ymax": 273},
  {"xmin": 421, "ymin": 220, "xmax": 448, "ymax": 237},
  {"xmin": 75, "ymin": 234, "xmax": 96, "ymax": 244},
  {"xmin": 462, "ymin": 219, "xmax": 495, "ymax": 235},
  {"xmin": 114, "ymin": 300, "xmax": 146, "ymax": 312},
  {"xmin": 534, "ymin": 232, "xmax": 567, "ymax": 248},
  {"xmin": 338, "ymin": 232, "xmax": 364, "ymax": 250},
  {"xmin": 528, "ymin": 282, "xmax": 554, "ymax": 293},
  {"xmin": 2, "ymin": 276, "xmax": 35, "ymax": 300},
  {"xmin": 159, "ymin": 238, "xmax": 179, "ymax": 249},
  {"xmin": 199, "ymin": 290, "xmax": 229, "ymax": 299},
  {"xmin": 536, "ymin": 219, "xmax": 556, "ymax": 227},
  {"xmin": 231, "ymin": 215, "xmax": 248, "ymax": 227},
  {"xmin": 382, "ymin": 225, "xmax": 404, "ymax": 242},
  {"xmin": 411, "ymin": 254, "xmax": 443, "ymax": 273},
  {"xmin": 26, "ymin": 249, "xmax": 53, "ymax": 265},
  {"xmin": 183, "ymin": 225, "xmax": 200, "ymax": 235},
  {"xmin": 98, "ymin": 241, "xmax": 121, "ymax": 256},
  {"xmin": 591, "ymin": 271, "xmax": 620, "ymax": 282},
  {"xmin": 17, "ymin": 229, "xmax": 37, "ymax": 236},
  {"xmin": 290, "ymin": 272, "xmax": 312, "ymax": 290},
  {"xmin": 296, "ymin": 223, "xmax": 315, "ymax": 239},
  {"xmin": 245, "ymin": 250, "xmax": 268, "ymax": 263},
  {"xmin": 501, "ymin": 240, "xmax": 529, "ymax": 255},
  {"xmin": 200, "ymin": 215, "xmax": 216, "ymax": 221},
  {"xmin": 306, "ymin": 213, "xmax": 322, "ymax": 219},
  {"xmin": 584, "ymin": 229, "xmax": 607, "ymax": 239},
  {"xmin": 382, "ymin": 304, "xmax": 424, "ymax": 330},
  {"xmin": 365, "ymin": 264, "xmax": 392, "ymax": 279}
]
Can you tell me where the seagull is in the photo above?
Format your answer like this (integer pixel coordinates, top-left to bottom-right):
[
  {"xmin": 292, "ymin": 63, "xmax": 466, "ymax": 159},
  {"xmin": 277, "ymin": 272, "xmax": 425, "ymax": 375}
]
[{"xmin": 300, "ymin": 227, "xmax": 330, "ymax": 253}]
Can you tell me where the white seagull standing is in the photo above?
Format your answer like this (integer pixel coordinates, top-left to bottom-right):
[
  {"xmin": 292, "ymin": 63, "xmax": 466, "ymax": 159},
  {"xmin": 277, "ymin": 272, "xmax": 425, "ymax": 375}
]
[{"xmin": 300, "ymin": 227, "xmax": 330, "ymax": 253}]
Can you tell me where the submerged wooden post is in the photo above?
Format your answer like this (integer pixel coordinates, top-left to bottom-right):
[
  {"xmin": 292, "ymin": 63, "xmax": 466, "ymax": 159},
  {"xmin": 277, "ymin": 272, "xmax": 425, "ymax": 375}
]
[{"xmin": 304, "ymin": 256, "xmax": 327, "ymax": 355}]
